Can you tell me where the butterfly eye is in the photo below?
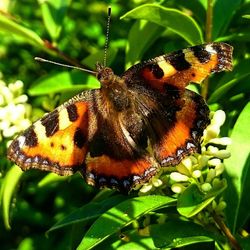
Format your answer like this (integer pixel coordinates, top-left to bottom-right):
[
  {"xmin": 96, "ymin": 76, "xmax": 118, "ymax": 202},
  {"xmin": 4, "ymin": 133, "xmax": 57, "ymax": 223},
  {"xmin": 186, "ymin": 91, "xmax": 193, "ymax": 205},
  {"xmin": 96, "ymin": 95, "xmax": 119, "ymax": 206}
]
[{"xmin": 97, "ymin": 67, "xmax": 114, "ymax": 85}]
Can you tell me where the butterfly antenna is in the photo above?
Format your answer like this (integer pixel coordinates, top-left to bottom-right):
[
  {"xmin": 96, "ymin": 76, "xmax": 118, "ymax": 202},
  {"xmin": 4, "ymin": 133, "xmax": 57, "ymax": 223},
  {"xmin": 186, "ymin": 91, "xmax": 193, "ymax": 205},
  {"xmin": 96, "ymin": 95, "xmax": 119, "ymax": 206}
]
[
  {"xmin": 34, "ymin": 57, "xmax": 97, "ymax": 75},
  {"xmin": 103, "ymin": 6, "xmax": 111, "ymax": 67}
]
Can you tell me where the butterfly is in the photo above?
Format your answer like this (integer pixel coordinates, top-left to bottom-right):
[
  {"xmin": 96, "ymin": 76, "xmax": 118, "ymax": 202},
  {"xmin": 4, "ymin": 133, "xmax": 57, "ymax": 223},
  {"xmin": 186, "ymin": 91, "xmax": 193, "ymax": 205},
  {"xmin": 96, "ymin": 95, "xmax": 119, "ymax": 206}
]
[{"xmin": 7, "ymin": 42, "xmax": 233, "ymax": 192}]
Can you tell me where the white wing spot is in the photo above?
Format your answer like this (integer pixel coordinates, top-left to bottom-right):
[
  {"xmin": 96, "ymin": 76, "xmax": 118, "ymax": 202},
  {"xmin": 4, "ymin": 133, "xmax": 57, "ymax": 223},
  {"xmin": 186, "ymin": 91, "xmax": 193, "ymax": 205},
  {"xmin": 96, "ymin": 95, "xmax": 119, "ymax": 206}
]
[{"xmin": 18, "ymin": 136, "xmax": 26, "ymax": 148}]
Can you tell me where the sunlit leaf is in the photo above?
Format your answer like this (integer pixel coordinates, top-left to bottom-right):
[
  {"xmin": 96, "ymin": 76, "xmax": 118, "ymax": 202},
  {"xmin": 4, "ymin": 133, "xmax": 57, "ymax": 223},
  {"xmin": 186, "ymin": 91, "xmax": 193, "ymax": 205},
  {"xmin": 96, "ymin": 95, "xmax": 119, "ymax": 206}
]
[
  {"xmin": 177, "ymin": 182, "xmax": 226, "ymax": 217},
  {"xmin": 224, "ymin": 102, "xmax": 250, "ymax": 233},
  {"xmin": 121, "ymin": 4, "xmax": 203, "ymax": 45},
  {"xmin": 28, "ymin": 71, "xmax": 99, "ymax": 96},
  {"xmin": 77, "ymin": 195, "xmax": 176, "ymax": 250},
  {"xmin": 0, "ymin": 165, "xmax": 23, "ymax": 230}
]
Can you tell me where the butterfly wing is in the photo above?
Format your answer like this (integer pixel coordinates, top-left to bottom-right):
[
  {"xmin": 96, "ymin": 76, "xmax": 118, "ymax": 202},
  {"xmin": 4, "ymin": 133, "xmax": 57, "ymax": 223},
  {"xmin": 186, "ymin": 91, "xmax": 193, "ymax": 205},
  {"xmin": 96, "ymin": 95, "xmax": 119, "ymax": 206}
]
[
  {"xmin": 7, "ymin": 90, "xmax": 95, "ymax": 176},
  {"xmin": 123, "ymin": 42, "xmax": 233, "ymax": 92},
  {"xmin": 123, "ymin": 42, "xmax": 232, "ymax": 166}
]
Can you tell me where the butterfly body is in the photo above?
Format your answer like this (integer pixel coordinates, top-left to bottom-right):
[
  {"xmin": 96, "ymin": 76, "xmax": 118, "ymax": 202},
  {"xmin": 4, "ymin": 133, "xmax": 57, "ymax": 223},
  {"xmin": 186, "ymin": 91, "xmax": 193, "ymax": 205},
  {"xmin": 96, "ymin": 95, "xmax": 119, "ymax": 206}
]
[{"xmin": 8, "ymin": 42, "xmax": 233, "ymax": 192}]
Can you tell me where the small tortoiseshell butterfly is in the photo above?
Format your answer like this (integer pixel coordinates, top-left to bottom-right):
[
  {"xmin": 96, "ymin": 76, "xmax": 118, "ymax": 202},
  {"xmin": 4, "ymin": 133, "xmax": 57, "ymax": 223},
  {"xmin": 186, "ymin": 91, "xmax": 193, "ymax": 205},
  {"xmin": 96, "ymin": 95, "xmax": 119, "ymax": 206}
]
[{"xmin": 7, "ymin": 42, "xmax": 233, "ymax": 192}]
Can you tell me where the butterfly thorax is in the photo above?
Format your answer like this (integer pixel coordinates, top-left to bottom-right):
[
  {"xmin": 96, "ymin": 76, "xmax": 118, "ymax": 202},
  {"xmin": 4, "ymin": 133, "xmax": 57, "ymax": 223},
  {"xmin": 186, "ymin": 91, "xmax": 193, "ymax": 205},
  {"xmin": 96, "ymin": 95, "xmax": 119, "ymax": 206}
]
[{"xmin": 97, "ymin": 65, "xmax": 131, "ymax": 112}]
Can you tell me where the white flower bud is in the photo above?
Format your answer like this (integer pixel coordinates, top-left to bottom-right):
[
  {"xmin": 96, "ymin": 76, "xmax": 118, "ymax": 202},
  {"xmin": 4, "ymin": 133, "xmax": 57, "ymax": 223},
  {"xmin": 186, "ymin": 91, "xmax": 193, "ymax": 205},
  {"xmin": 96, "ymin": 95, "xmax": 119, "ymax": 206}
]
[
  {"xmin": 206, "ymin": 169, "xmax": 216, "ymax": 183},
  {"xmin": 152, "ymin": 177, "xmax": 163, "ymax": 187},
  {"xmin": 14, "ymin": 95, "xmax": 28, "ymax": 104},
  {"xmin": 217, "ymin": 201, "xmax": 227, "ymax": 211},
  {"xmin": 1, "ymin": 86, "xmax": 13, "ymax": 103},
  {"xmin": 212, "ymin": 150, "xmax": 231, "ymax": 159},
  {"xmin": 209, "ymin": 137, "xmax": 232, "ymax": 145},
  {"xmin": 192, "ymin": 170, "xmax": 202, "ymax": 178},
  {"xmin": 204, "ymin": 124, "xmax": 220, "ymax": 140},
  {"xmin": 201, "ymin": 183, "xmax": 212, "ymax": 192},
  {"xmin": 212, "ymin": 110, "xmax": 226, "ymax": 127},
  {"xmin": 215, "ymin": 163, "xmax": 225, "ymax": 176},
  {"xmin": 207, "ymin": 146, "xmax": 219, "ymax": 154},
  {"xmin": 140, "ymin": 184, "xmax": 153, "ymax": 193},
  {"xmin": 182, "ymin": 157, "xmax": 193, "ymax": 169},
  {"xmin": 198, "ymin": 155, "xmax": 209, "ymax": 169},
  {"xmin": 3, "ymin": 126, "xmax": 17, "ymax": 137},
  {"xmin": 208, "ymin": 158, "xmax": 221, "ymax": 167},
  {"xmin": 170, "ymin": 172, "xmax": 189, "ymax": 182},
  {"xmin": 0, "ymin": 95, "xmax": 5, "ymax": 106},
  {"xmin": 171, "ymin": 183, "xmax": 186, "ymax": 193},
  {"xmin": 176, "ymin": 163, "xmax": 190, "ymax": 176}
]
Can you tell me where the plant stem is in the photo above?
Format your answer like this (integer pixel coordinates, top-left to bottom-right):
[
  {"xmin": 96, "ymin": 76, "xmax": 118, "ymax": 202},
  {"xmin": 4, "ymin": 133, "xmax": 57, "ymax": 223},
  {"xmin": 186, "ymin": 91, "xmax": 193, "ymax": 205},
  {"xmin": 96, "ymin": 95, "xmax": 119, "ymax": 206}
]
[
  {"xmin": 213, "ymin": 213, "xmax": 242, "ymax": 250},
  {"xmin": 201, "ymin": 0, "xmax": 214, "ymax": 99}
]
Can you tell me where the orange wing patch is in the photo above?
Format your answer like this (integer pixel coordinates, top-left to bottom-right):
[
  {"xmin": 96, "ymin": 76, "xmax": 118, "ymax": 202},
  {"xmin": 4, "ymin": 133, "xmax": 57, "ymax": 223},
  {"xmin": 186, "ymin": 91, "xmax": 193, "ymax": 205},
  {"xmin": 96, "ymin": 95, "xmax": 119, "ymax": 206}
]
[
  {"xmin": 8, "ymin": 102, "xmax": 89, "ymax": 175},
  {"xmin": 139, "ymin": 43, "xmax": 233, "ymax": 92},
  {"xmin": 84, "ymin": 154, "xmax": 158, "ymax": 191},
  {"xmin": 154, "ymin": 91, "xmax": 210, "ymax": 166}
]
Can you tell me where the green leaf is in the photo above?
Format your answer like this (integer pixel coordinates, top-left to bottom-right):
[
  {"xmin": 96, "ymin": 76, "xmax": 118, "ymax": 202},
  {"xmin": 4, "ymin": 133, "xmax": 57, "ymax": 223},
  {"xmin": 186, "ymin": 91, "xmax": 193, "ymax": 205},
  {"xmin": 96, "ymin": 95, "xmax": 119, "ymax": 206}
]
[
  {"xmin": 242, "ymin": 15, "xmax": 250, "ymax": 19},
  {"xmin": 177, "ymin": 182, "xmax": 226, "ymax": 217},
  {"xmin": 0, "ymin": 13, "xmax": 43, "ymax": 47},
  {"xmin": 77, "ymin": 195, "xmax": 176, "ymax": 250},
  {"xmin": 82, "ymin": 47, "xmax": 118, "ymax": 68},
  {"xmin": 224, "ymin": 102, "xmax": 250, "ymax": 233},
  {"xmin": 94, "ymin": 228, "xmax": 155, "ymax": 250},
  {"xmin": 38, "ymin": 173, "xmax": 69, "ymax": 188},
  {"xmin": 149, "ymin": 220, "xmax": 218, "ymax": 248},
  {"xmin": 125, "ymin": 20, "xmax": 164, "ymax": 68},
  {"xmin": 213, "ymin": 0, "xmax": 242, "ymax": 39},
  {"xmin": 208, "ymin": 59, "xmax": 250, "ymax": 104},
  {"xmin": 39, "ymin": 0, "xmax": 72, "ymax": 41},
  {"xmin": 121, "ymin": 4, "xmax": 203, "ymax": 45},
  {"xmin": 48, "ymin": 194, "xmax": 128, "ymax": 233},
  {"xmin": 28, "ymin": 71, "xmax": 99, "ymax": 96},
  {"xmin": 0, "ymin": 165, "xmax": 23, "ymax": 230}
]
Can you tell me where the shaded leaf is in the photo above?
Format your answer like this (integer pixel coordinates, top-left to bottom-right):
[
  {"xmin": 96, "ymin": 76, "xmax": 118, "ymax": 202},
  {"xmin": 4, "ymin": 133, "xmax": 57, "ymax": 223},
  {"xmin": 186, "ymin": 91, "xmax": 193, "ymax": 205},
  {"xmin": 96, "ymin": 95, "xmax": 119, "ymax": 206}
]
[
  {"xmin": 224, "ymin": 102, "xmax": 250, "ymax": 233},
  {"xmin": 125, "ymin": 20, "xmax": 164, "ymax": 68},
  {"xmin": 0, "ymin": 165, "xmax": 23, "ymax": 229},
  {"xmin": 40, "ymin": 0, "xmax": 72, "ymax": 41},
  {"xmin": 213, "ymin": 0, "xmax": 242, "ymax": 39},
  {"xmin": 48, "ymin": 194, "xmax": 128, "ymax": 233},
  {"xmin": 208, "ymin": 59, "xmax": 250, "ymax": 104},
  {"xmin": 77, "ymin": 195, "xmax": 176, "ymax": 250},
  {"xmin": 121, "ymin": 4, "xmax": 203, "ymax": 45}
]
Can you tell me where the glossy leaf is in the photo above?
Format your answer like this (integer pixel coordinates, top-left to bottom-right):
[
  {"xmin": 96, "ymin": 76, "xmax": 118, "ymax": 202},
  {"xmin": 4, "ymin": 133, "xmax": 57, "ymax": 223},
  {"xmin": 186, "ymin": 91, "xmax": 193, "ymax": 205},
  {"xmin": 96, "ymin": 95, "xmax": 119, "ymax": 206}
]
[
  {"xmin": 0, "ymin": 14, "xmax": 43, "ymax": 47},
  {"xmin": 77, "ymin": 195, "xmax": 176, "ymax": 250},
  {"xmin": 125, "ymin": 20, "xmax": 164, "ymax": 68},
  {"xmin": 213, "ymin": 0, "xmax": 242, "ymax": 39},
  {"xmin": 208, "ymin": 59, "xmax": 250, "ymax": 104},
  {"xmin": 224, "ymin": 102, "xmax": 250, "ymax": 233},
  {"xmin": 0, "ymin": 165, "xmax": 23, "ymax": 229},
  {"xmin": 48, "ymin": 194, "xmax": 128, "ymax": 233},
  {"xmin": 40, "ymin": 0, "xmax": 72, "ymax": 41},
  {"xmin": 149, "ymin": 220, "xmax": 219, "ymax": 248},
  {"xmin": 177, "ymin": 182, "xmax": 226, "ymax": 217},
  {"xmin": 28, "ymin": 71, "xmax": 99, "ymax": 96},
  {"xmin": 121, "ymin": 4, "xmax": 203, "ymax": 45}
]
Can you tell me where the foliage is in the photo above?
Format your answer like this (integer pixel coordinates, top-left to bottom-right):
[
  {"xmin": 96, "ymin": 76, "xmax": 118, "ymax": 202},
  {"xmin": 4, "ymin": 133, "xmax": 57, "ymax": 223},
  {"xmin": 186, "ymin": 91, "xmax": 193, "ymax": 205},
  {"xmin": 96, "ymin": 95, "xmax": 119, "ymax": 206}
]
[{"xmin": 0, "ymin": 0, "xmax": 250, "ymax": 249}]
